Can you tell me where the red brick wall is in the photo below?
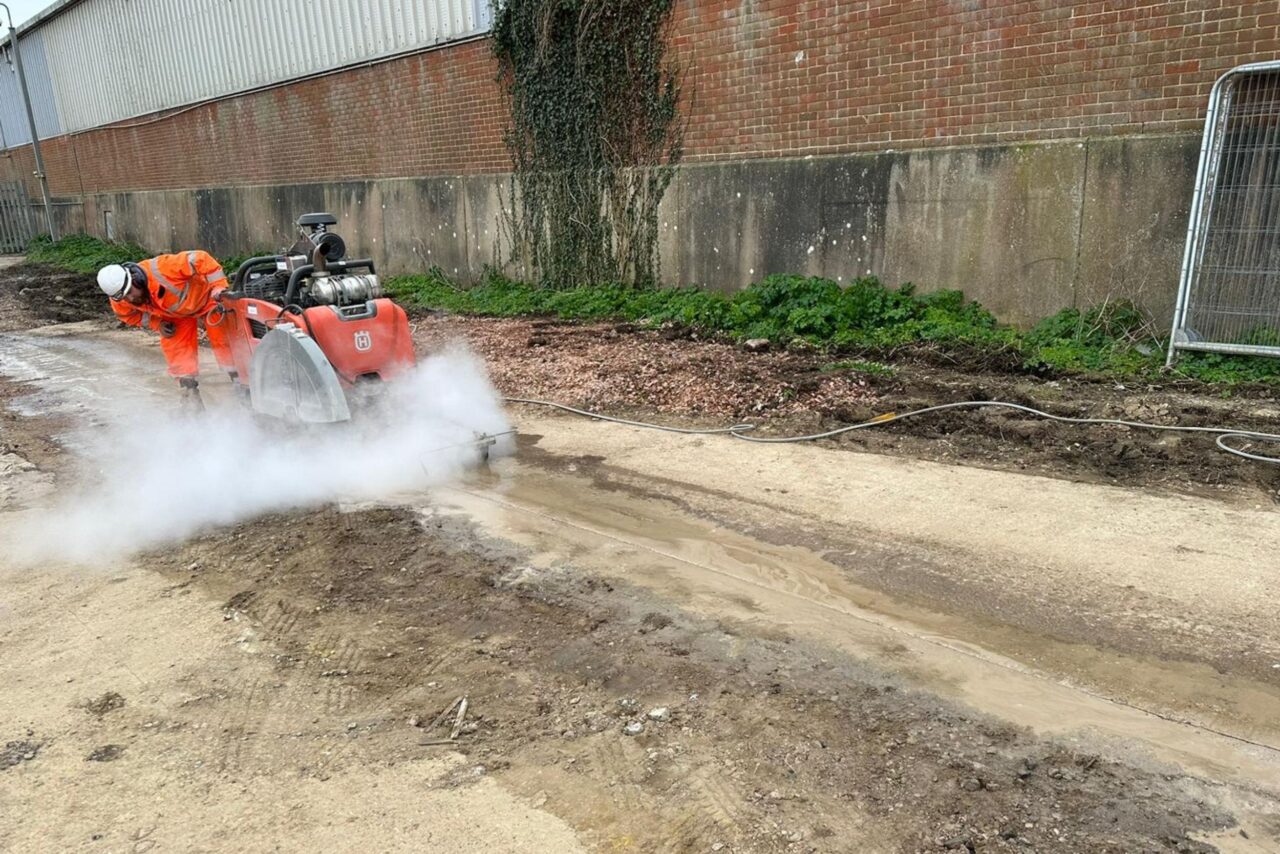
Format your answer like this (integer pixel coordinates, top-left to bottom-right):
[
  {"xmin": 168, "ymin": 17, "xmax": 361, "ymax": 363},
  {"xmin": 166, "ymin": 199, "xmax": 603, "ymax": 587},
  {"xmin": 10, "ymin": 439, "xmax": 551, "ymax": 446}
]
[
  {"xmin": 675, "ymin": 0, "xmax": 1280, "ymax": 160},
  {"xmin": 5, "ymin": 38, "xmax": 508, "ymax": 198},
  {"xmin": 5, "ymin": 1, "xmax": 1279, "ymax": 197}
]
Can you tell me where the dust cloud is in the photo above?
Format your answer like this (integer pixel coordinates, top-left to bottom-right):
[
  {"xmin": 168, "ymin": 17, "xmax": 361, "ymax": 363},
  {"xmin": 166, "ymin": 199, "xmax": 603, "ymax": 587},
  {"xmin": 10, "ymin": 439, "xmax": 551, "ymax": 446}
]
[{"xmin": 12, "ymin": 346, "xmax": 514, "ymax": 566}]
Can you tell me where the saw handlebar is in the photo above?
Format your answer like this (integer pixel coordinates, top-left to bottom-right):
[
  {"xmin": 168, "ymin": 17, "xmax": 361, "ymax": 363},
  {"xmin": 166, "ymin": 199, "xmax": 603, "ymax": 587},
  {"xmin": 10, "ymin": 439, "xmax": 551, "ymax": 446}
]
[
  {"xmin": 227, "ymin": 255, "xmax": 377, "ymax": 306},
  {"xmin": 233, "ymin": 256, "xmax": 281, "ymax": 288}
]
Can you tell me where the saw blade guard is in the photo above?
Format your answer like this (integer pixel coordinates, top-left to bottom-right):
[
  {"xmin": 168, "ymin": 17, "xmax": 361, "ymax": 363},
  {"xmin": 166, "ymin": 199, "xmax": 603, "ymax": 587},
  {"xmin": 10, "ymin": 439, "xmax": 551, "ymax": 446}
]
[{"xmin": 250, "ymin": 324, "xmax": 352, "ymax": 424}]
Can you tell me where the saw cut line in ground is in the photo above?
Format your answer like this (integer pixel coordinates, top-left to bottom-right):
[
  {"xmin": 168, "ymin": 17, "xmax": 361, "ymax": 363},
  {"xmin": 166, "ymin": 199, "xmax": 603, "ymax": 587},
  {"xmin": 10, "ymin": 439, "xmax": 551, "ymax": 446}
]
[{"xmin": 506, "ymin": 397, "xmax": 1280, "ymax": 465}]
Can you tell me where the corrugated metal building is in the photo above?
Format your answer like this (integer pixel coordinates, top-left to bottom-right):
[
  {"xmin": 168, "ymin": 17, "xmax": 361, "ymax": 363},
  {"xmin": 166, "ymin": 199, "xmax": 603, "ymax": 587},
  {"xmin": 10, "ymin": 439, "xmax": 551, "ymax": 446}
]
[{"xmin": 0, "ymin": 0, "xmax": 492, "ymax": 148}]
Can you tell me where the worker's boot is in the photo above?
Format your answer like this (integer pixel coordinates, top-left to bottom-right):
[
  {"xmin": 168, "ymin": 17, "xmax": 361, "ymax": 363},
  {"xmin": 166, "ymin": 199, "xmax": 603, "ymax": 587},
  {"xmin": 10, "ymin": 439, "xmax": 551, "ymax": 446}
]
[
  {"xmin": 228, "ymin": 371, "xmax": 251, "ymax": 406},
  {"xmin": 178, "ymin": 376, "xmax": 205, "ymax": 415}
]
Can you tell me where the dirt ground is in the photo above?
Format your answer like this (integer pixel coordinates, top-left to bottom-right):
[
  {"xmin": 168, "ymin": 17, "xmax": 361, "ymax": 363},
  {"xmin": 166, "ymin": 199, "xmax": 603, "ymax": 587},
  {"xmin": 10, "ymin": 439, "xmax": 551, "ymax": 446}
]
[
  {"xmin": 0, "ymin": 461, "xmax": 1264, "ymax": 852},
  {"xmin": 0, "ymin": 261, "xmax": 108, "ymax": 333},
  {"xmin": 136, "ymin": 506, "xmax": 1247, "ymax": 852},
  {"xmin": 2, "ymin": 262, "xmax": 1279, "ymax": 852}
]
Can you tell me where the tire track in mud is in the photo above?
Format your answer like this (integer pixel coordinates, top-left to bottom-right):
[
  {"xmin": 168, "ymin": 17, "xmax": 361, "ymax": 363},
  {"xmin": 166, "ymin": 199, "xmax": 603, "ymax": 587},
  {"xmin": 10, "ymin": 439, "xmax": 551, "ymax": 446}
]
[
  {"xmin": 664, "ymin": 767, "xmax": 753, "ymax": 852},
  {"xmin": 197, "ymin": 567, "xmax": 516, "ymax": 782},
  {"xmin": 200, "ymin": 593, "xmax": 424, "ymax": 778}
]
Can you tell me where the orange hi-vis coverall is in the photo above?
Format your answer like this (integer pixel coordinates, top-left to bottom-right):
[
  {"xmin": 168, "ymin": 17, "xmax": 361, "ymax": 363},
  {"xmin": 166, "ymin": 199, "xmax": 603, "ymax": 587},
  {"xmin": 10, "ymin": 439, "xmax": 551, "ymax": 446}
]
[{"xmin": 111, "ymin": 251, "xmax": 234, "ymax": 379}]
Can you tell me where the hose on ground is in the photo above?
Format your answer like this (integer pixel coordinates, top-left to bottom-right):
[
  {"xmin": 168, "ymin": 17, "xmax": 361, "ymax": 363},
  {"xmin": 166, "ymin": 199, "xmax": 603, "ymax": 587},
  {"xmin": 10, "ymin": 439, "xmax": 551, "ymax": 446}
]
[
  {"xmin": 504, "ymin": 398, "xmax": 755, "ymax": 435},
  {"xmin": 504, "ymin": 397, "xmax": 1280, "ymax": 466}
]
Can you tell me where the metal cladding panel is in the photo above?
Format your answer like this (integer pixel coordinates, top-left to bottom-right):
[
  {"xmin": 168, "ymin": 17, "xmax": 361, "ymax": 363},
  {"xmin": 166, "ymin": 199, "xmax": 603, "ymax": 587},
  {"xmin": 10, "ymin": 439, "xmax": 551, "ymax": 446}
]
[
  {"xmin": 31, "ymin": 0, "xmax": 492, "ymax": 136},
  {"xmin": 40, "ymin": 0, "xmax": 139, "ymax": 135},
  {"xmin": 0, "ymin": 28, "xmax": 64, "ymax": 148}
]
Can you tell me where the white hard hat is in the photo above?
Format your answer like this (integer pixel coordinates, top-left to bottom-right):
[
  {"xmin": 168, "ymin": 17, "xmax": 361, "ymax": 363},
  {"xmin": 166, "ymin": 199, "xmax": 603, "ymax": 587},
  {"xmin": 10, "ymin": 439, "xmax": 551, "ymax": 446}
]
[{"xmin": 97, "ymin": 264, "xmax": 130, "ymax": 299}]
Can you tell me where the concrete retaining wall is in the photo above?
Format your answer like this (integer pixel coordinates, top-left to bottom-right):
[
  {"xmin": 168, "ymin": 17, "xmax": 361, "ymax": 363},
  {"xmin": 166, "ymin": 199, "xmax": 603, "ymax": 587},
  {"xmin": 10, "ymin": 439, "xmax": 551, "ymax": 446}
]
[{"xmin": 44, "ymin": 134, "xmax": 1199, "ymax": 327}]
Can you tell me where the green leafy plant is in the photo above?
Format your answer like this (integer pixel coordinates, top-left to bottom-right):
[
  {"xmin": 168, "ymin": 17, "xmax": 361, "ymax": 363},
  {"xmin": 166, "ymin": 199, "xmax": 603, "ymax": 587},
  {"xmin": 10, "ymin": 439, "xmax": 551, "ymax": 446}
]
[
  {"xmin": 389, "ymin": 268, "xmax": 1280, "ymax": 386},
  {"xmin": 821, "ymin": 359, "xmax": 897, "ymax": 377},
  {"xmin": 26, "ymin": 233, "xmax": 148, "ymax": 274},
  {"xmin": 33, "ymin": 234, "xmax": 1280, "ymax": 388},
  {"xmin": 218, "ymin": 249, "xmax": 276, "ymax": 274},
  {"xmin": 27, "ymin": 234, "xmax": 272, "ymax": 280},
  {"xmin": 491, "ymin": 0, "xmax": 685, "ymax": 288},
  {"xmin": 1023, "ymin": 300, "xmax": 1160, "ymax": 375}
]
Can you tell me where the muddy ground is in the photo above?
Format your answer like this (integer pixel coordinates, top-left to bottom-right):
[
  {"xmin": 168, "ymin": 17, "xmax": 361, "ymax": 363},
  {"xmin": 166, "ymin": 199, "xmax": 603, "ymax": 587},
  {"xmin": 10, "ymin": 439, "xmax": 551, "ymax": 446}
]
[
  {"xmin": 0, "ymin": 396, "xmax": 1252, "ymax": 851},
  {"xmin": 0, "ymin": 262, "xmax": 107, "ymax": 332},
  {"xmin": 2, "ymin": 261, "xmax": 1279, "ymax": 852},
  {"xmin": 134, "ymin": 506, "xmax": 1235, "ymax": 853}
]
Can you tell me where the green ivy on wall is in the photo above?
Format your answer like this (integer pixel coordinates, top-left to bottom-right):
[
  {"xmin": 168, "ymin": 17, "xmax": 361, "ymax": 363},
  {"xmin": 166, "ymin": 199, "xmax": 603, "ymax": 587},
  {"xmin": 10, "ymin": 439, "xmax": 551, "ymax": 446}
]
[{"xmin": 491, "ymin": 0, "xmax": 685, "ymax": 288}]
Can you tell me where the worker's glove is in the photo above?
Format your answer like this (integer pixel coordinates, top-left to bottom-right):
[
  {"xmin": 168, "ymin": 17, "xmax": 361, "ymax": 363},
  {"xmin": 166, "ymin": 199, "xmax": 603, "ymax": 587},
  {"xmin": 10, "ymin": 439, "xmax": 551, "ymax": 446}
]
[
  {"xmin": 211, "ymin": 287, "xmax": 226, "ymax": 303},
  {"xmin": 160, "ymin": 320, "xmax": 176, "ymax": 338}
]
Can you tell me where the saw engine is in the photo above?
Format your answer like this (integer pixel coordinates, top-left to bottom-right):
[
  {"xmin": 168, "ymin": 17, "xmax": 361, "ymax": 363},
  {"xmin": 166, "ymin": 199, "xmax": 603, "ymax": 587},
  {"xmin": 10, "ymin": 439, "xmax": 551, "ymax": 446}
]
[{"xmin": 217, "ymin": 213, "xmax": 416, "ymax": 423}]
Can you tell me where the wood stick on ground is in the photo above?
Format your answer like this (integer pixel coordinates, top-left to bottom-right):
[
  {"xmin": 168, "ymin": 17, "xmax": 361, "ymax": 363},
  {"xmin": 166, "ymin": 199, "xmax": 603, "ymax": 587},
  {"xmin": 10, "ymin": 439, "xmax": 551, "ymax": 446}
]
[
  {"xmin": 423, "ymin": 696, "xmax": 464, "ymax": 735},
  {"xmin": 449, "ymin": 697, "xmax": 469, "ymax": 741}
]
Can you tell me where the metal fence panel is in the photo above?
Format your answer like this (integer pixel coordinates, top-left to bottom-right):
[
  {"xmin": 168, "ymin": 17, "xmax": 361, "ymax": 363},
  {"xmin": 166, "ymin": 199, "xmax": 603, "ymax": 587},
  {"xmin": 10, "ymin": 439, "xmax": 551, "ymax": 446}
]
[
  {"xmin": 1169, "ymin": 61, "xmax": 1280, "ymax": 363},
  {"xmin": 0, "ymin": 181, "xmax": 34, "ymax": 254},
  {"xmin": 34, "ymin": 0, "xmax": 493, "ymax": 137}
]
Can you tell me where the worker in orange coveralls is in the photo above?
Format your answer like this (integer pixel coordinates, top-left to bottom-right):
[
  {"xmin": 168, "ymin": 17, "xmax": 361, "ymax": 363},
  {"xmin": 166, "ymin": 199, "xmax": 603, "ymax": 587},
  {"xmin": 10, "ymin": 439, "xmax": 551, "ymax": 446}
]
[{"xmin": 96, "ymin": 252, "xmax": 236, "ymax": 408}]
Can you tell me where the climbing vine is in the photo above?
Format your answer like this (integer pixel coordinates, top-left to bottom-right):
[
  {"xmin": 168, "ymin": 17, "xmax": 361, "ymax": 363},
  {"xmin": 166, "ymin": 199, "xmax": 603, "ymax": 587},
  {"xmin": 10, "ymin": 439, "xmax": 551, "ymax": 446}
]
[{"xmin": 491, "ymin": 0, "xmax": 685, "ymax": 288}]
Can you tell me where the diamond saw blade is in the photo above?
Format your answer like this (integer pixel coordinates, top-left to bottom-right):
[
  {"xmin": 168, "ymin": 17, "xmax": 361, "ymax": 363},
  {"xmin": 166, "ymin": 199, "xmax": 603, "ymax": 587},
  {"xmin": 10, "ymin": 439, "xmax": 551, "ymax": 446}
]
[{"xmin": 249, "ymin": 323, "xmax": 352, "ymax": 424}]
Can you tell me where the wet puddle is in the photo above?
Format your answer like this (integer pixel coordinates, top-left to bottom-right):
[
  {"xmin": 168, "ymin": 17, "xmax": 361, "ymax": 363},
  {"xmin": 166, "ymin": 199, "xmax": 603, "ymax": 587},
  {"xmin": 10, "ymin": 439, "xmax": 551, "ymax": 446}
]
[{"xmin": 426, "ymin": 458, "xmax": 1280, "ymax": 798}]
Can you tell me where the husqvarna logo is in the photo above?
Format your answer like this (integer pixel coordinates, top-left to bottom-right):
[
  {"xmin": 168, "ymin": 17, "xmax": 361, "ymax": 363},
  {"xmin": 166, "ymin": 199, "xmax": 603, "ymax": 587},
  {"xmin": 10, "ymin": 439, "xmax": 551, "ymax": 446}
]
[{"xmin": 353, "ymin": 331, "xmax": 373, "ymax": 352}]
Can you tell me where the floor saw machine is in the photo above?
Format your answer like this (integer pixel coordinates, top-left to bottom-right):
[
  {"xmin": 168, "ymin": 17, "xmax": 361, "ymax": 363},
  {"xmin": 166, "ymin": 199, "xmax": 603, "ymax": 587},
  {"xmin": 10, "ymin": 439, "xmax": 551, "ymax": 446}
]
[
  {"xmin": 215, "ymin": 213, "xmax": 502, "ymax": 457},
  {"xmin": 218, "ymin": 212, "xmax": 412, "ymax": 424}
]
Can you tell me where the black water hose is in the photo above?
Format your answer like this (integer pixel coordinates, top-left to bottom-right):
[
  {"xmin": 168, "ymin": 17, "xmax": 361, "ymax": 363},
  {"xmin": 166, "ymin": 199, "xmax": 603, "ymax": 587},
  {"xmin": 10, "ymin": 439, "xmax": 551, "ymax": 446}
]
[
  {"xmin": 277, "ymin": 303, "xmax": 314, "ymax": 337},
  {"xmin": 284, "ymin": 264, "xmax": 315, "ymax": 305}
]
